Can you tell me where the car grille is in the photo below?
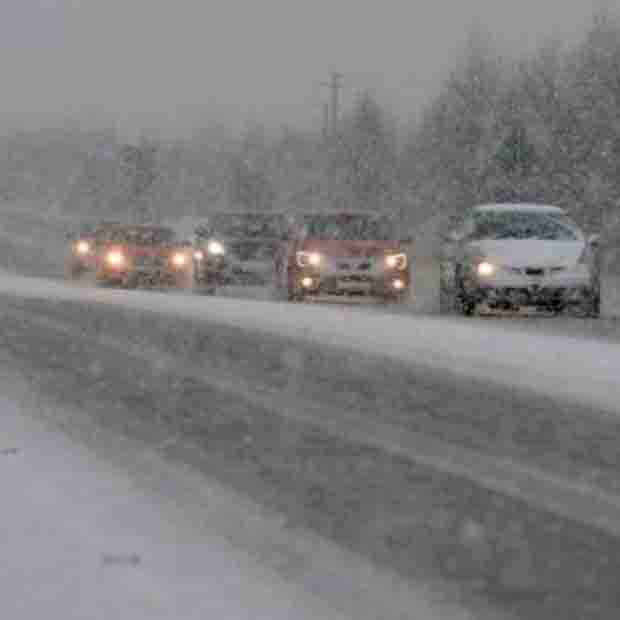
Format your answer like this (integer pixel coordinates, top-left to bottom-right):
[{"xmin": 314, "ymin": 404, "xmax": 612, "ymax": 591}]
[
  {"xmin": 135, "ymin": 256, "xmax": 164, "ymax": 268},
  {"xmin": 340, "ymin": 275, "xmax": 373, "ymax": 283},
  {"xmin": 525, "ymin": 268, "xmax": 544, "ymax": 277},
  {"xmin": 508, "ymin": 266, "xmax": 566, "ymax": 277},
  {"xmin": 336, "ymin": 260, "xmax": 373, "ymax": 271}
]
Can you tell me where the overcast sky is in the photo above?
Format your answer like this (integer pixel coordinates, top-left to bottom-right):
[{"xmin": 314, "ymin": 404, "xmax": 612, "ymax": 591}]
[{"xmin": 0, "ymin": 0, "xmax": 601, "ymax": 137}]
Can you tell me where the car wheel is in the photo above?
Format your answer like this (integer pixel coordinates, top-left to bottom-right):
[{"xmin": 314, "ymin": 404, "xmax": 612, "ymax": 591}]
[
  {"xmin": 176, "ymin": 271, "xmax": 193, "ymax": 290},
  {"xmin": 570, "ymin": 291, "xmax": 599, "ymax": 319},
  {"xmin": 455, "ymin": 268, "xmax": 476, "ymax": 316},
  {"xmin": 381, "ymin": 293, "xmax": 406, "ymax": 305},
  {"xmin": 284, "ymin": 269, "xmax": 302, "ymax": 301},
  {"xmin": 65, "ymin": 261, "xmax": 83, "ymax": 280},
  {"xmin": 125, "ymin": 273, "xmax": 139, "ymax": 289},
  {"xmin": 458, "ymin": 297, "xmax": 476, "ymax": 316},
  {"xmin": 97, "ymin": 277, "xmax": 115, "ymax": 288}
]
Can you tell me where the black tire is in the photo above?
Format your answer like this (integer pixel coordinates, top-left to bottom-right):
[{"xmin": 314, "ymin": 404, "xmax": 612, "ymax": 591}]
[
  {"xmin": 125, "ymin": 273, "xmax": 139, "ymax": 289},
  {"xmin": 381, "ymin": 293, "xmax": 406, "ymax": 306},
  {"xmin": 569, "ymin": 291, "xmax": 599, "ymax": 319},
  {"xmin": 65, "ymin": 261, "xmax": 83, "ymax": 280},
  {"xmin": 97, "ymin": 277, "xmax": 116, "ymax": 288},
  {"xmin": 288, "ymin": 285, "xmax": 305, "ymax": 302},
  {"xmin": 175, "ymin": 271, "xmax": 193, "ymax": 291},
  {"xmin": 454, "ymin": 267, "xmax": 477, "ymax": 316}
]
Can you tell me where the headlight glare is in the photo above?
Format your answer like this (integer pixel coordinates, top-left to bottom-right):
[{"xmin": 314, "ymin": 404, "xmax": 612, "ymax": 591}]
[
  {"xmin": 385, "ymin": 253, "xmax": 407, "ymax": 270},
  {"xmin": 296, "ymin": 251, "xmax": 322, "ymax": 268},
  {"xmin": 208, "ymin": 240, "xmax": 225, "ymax": 255},
  {"xmin": 76, "ymin": 241, "xmax": 91, "ymax": 255},
  {"xmin": 477, "ymin": 261, "xmax": 496, "ymax": 277},
  {"xmin": 172, "ymin": 252, "xmax": 186, "ymax": 267},
  {"xmin": 106, "ymin": 250, "xmax": 124, "ymax": 267},
  {"xmin": 193, "ymin": 250, "xmax": 204, "ymax": 261}
]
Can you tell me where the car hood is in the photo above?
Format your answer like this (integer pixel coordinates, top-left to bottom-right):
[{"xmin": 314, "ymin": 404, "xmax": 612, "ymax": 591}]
[
  {"xmin": 467, "ymin": 240, "xmax": 584, "ymax": 267},
  {"xmin": 300, "ymin": 240, "xmax": 401, "ymax": 258}
]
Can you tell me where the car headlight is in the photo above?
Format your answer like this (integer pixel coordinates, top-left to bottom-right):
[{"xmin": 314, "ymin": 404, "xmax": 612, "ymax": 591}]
[
  {"xmin": 193, "ymin": 250, "xmax": 204, "ymax": 261},
  {"xmin": 105, "ymin": 250, "xmax": 125, "ymax": 267},
  {"xmin": 172, "ymin": 252, "xmax": 187, "ymax": 267},
  {"xmin": 296, "ymin": 251, "xmax": 322, "ymax": 268},
  {"xmin": 208, "ymin": 240, "xmax": 225, "ymax": 256},
  {"xmin": 385, "ymin": 253, "xmax": 407, "ymax": 270},
  {"xmin": 76, "ymin": 241, "xmax": 91, "ymax": 255},
  {"xmin": 476, "ymin": 261, "xmax": 496, "ymax": 277}
]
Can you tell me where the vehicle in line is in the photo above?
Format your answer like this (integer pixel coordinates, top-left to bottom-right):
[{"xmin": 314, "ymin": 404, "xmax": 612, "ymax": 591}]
[
  {"xmin": 275, "ymin": 211, "xmax": 411, "ymax": 302},
  {"xmin": 448, "ymin": 203, "xmax": 600, "ymax": 317},
  {"xmin": 65, "ymin": 220, "xmax": 122, "ymax": 279},
  {"xmin": 192, "ymin": 212, "xmax": 287, "ymax": 293},
  {"xmin": 95, "ymin": 225, "xmax": 193, "ymax": 289}
]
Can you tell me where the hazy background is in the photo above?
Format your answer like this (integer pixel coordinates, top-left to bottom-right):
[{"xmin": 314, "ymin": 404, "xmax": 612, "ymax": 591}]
[{"xmin": 0, "ymin": 0, "xmax": 599, "ymax": 137}]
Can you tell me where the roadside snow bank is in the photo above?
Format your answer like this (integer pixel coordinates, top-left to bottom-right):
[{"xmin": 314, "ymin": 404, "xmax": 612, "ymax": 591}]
[{"xmin": 0, "ymin": 272, "xmax": 617, "ymax": 415}]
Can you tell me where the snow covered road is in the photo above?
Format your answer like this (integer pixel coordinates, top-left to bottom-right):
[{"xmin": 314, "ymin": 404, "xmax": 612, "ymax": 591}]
[
  {"xmin": 0, "ymin": 391, "xmax": 344, "ymax": 620},
  {"xmin": 1, "ymin": 372, "xmax": 491, "ymax": 620},
  {"xmin": 3, "ymin": 273, "xmax": 620, "ymax": 618},
  {"xmin": 1, "ymin": 271, "xmax": 619, "ymax": 414}
]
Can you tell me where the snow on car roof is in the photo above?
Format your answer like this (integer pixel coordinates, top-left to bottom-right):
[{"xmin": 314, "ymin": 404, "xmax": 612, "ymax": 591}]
[{"xmin": 473, "ymin": 203, "xmax": 567, "ymax": 214}]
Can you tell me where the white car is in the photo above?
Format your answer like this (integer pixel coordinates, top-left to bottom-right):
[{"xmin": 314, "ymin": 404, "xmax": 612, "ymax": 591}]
[{"xmin": 449, "ymin": 204, "xmax": 599, "ymax": 316}]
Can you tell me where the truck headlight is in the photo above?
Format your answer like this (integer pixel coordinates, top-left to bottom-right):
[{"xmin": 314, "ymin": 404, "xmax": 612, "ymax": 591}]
[
  {"xmin": 477, "ymin": 261, "xmax": 496, "ymax": 277},
  {"xmin": 296, "ymin": 251, "xmax": 322, "ymax": 268},
  {"xmin": 385, "ymin": 253, "xmax": 407, "ymax": 270},
  {"xmin": 208, "ymin": 240, "xmax": 225, "ymax": 256},
  {"xmin": 105, "ymin": 250, "xmax": 124, "ymax": 267}
]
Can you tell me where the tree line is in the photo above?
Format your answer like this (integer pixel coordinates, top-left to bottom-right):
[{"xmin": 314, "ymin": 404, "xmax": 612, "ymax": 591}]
[{"xmin": 1, "ymin": 9, "xmax": 619, "ymax": 236}]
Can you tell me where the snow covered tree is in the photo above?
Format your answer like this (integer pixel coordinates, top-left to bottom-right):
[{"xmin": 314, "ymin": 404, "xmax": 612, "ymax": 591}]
[
  {"xmin": 119, "ymin": 139, "xmax": 161, "ymax": 223},
  {"xmin": 226, "ymin": 125, "xmax": 277, "ymax": 211},
  {"xmin": 330, "ymin": 93, "xmax": 398, "ymax": 212}
]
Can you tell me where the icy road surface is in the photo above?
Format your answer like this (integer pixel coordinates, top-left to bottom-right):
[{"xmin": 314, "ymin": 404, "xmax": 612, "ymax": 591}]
[
  {"xmin": 1, "ymin": 271, "xmax": 618, "ymax": 415},
  {"xmin": 0, "ymin": 395, "xmax": 344, "ymax": 620},
  {"xmin": 0, "ymin": 371, "xmax": 493, "ymax": 620}
]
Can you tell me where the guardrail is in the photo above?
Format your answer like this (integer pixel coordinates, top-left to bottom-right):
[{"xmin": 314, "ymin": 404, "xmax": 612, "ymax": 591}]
[{"xmin": 1, "ymin": 275, "xmax": 620, "ymax": 618}]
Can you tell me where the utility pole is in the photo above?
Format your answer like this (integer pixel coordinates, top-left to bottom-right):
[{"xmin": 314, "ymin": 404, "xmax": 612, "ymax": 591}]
[
  {"xmin": 321, "ymin": 72, "xmax": 344, "ymax": 138},
  {"xmin": 320, "ymin": 73, "xmax": 344, "ymax": 207},
  {"xmin": 322, "ymin": 103, "xmax": 329, "ymax": 142}
]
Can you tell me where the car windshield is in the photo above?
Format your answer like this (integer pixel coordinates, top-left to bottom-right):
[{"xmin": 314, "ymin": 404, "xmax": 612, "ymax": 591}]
[
  {"xmin": 92, "ymin": 223, "xmax": 121, "ymax": 241},
  {"xmin": 211, "ymin": 214, "xmax": 284, "ymax": 238},
  {"xmin": 303, "ymin": 214, "xmax": 396, "ymax": 241},
  {"xmin": 471, "ymin": 211, "xmax": 581, "ymax": 241},
  {"xmin": 111, "ymin": 227, "xmax": 176, "ymax": 245}
]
